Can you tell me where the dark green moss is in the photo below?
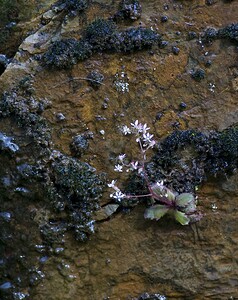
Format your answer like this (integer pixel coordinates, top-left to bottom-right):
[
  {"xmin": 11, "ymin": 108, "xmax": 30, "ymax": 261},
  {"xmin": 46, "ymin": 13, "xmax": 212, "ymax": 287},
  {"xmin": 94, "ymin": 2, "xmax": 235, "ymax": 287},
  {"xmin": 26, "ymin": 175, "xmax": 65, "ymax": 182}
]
[
  {"xmin": 191, "ymin": 68, "xmax": 205, "ymax": 81},
  {"xmin": 41, "ymin": 38, "xmax": 85, "ymax": 70},
  {"xmin": 64, "ymin": 0, "xmax": 89, "ymax": 11},
  {"xmin": 0, "ymin": 79, "xmax": 106, "ymax": 243},
  {"xmin": 54, "ymin": 0, "xmax": 89, "ymax": 13},
  {"xmin": 48, "ymin": 152, "xmax": 105, "ymax": 241},
  {"xmin": 201, "ymin": 27, "xmax": 218, "ymax": 44},
  {"xmin": 70, "ymin": 134, "xmax": 89, "ymax": 157},
  {"xmin": 150, "ymin": 128, "xmax": 238, "ymax": 193},
  {"xmin": 218, "ymin": 23, "xmax": 238, "ymax": 42},
  {"xmin": 202, "ymin": 24, "xmax": 238, "ymax": 44},
  {"xmin": 114, "ymin": 0, "xmax": 142, "ymax": 21},
  {"xmin": 83, "ymin": 18, "xmax": 117, "ymax": 51},
  {"xmin": 42, "ymin": 19, "xmax": 161, "ymax": 69},
  {"xmin": 0, "ymin": 89, "xmax": 51, "ymax": 144},
  {"xmin": 125, "ymin": 127, "xmax": 238, "ymax": 201},
  {"xmin": 112, "ymin": 27, "xmax": 161, "ymax": 52}
]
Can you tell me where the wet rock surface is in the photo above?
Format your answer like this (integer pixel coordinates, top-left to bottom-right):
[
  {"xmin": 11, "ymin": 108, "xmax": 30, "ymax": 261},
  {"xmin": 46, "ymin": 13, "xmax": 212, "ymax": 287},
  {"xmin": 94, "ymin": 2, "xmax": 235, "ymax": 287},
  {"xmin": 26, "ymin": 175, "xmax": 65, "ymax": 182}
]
[{"xmin": 0, "ymin": 0, "xmax": 238, "ymax": 299}]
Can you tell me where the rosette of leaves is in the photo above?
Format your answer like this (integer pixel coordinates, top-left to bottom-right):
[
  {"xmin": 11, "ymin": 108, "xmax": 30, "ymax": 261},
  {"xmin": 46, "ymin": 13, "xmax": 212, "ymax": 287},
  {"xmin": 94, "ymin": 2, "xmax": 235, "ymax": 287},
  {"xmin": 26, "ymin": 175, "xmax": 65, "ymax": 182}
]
[{"xmin": 144, "ymin": 182, "xmax": 197, "ymax": 225}]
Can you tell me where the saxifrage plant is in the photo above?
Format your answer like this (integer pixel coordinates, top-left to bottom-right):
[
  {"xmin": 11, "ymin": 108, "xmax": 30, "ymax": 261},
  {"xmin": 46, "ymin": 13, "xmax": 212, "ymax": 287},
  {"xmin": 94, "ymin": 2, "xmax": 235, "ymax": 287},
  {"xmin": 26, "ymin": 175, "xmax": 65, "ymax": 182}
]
[{"xmin": 108, "ymin": 120, "xmax": 202, "ymax": 225}]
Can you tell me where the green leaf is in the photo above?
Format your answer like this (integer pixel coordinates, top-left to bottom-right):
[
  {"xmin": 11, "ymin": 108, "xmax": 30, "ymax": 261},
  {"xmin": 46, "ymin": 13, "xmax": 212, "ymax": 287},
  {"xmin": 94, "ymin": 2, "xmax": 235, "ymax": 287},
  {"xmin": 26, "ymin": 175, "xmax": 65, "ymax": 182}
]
[
  {"xmin": 151, "ymin": 182, "xmax": 164, "ymax": 196},
  {"xmin": 176, "ymin": 193, "xmax": 194, "ymax": 207},
  {"xmin": 174, "ymin": 210, "xmax": 190, "ymax": 225},
  {"xmin": 166, "ymin": 188, "xmax": 176, "ymax": 202},
  {"xmin": 144, "ymin": 205, "xmax": 169, "ymax": 220}
]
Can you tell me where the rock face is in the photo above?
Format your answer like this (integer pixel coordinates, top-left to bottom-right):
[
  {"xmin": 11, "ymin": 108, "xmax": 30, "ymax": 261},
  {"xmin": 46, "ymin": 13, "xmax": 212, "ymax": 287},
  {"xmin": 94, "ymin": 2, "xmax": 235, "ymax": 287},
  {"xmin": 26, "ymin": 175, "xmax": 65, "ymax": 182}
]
[{"xmin": 0, "ymin": 0, "xmax": 238, "ymax": 299}]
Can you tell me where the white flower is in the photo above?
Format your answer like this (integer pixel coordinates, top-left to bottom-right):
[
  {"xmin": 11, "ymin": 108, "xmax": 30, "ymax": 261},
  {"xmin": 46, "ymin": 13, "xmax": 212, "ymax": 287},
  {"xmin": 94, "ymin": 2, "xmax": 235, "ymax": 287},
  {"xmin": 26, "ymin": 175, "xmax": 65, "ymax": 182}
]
[
  {"xmin": 143, "ymin": 132, "xmax": 154, "ymax": 143},
  {"xmin": 121, "ymin": 125, "xmax": 131, "ymax": 135},
  {"xmin": 118, "ymin": 154, "xmax": 126, "ymax": 162},
  {"xmin": 130, "ymin": 120, "xmax": 143, "ymax": 133},
  {"xmin": 156, "ymin": 180, "xmax": 164, "ymax": 188},
  {"xmin": 141, "ymin": 123, "xmax": 150, "ymax": 134},
  {"xmin": 114, "ymin": 164, "xmax": 123, "ymax": 172},
  {"xmin": 110, "ymin": 191, "xmax": 126, "ymax": 201},
  {"xmin": 108, "ymin": 180, "xmax": 117, "ymax": 188},
  {"xmin": 130, "ymin": 161, "xmax": 139, "ymax": 170}
]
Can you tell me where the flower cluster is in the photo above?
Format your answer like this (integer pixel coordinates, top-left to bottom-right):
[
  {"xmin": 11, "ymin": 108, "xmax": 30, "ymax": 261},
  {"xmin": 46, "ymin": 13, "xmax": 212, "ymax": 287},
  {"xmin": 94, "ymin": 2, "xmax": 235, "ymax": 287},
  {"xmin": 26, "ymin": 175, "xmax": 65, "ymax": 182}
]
[
  {"xmin": 109, "ymin": 120, "xmax": 156, "ymax": 201},
  {"xmin": 121, "ymin": 120, "xmax": 156, "ymax": 149}
]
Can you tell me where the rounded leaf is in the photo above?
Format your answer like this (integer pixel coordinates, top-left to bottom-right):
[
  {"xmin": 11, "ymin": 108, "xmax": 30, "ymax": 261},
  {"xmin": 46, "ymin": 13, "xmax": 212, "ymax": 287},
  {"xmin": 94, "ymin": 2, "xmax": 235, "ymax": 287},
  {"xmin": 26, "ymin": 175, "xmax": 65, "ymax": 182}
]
[
  {"xmin": 144, "ymin": 204, "xmax": 169, "ymax": 220},
  {"xmin": 176, "ymin": 193, "xmax": 194, "ymax": 207},
  {"xmin": 174, "ymin": 210, "xmax": 190, "ymax": 225}
]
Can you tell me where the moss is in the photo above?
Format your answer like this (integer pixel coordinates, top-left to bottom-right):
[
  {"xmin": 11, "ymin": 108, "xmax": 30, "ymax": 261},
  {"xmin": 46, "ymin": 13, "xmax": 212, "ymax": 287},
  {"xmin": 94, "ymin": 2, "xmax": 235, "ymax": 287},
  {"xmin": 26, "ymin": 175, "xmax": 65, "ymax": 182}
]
[
  {"xmin": 191, "ymin": 68, "xmax": 205, "ymax": 81},
  {"xmin": 70, "ymin": 134, "xmax": 89, "ymax": 157},
  {"xmin": 206, "ymin": 127, "xmax": 238, "ymax": 175},
  {"xmin": 114, "ymin": 0, "xmax": 142, "ymax": 21},
  {"xmin": 112, "ymin": 27, "xmax": 161, "ymax": 52},
  {"xmin": 201, "ymin": 27, "xmax": 218, "ymax": 44},
  {"xmin": 83, "ymin": 18, "xmax": 117, "ymax": 51},
  {"xmin": 42, "ymin": 19, "xmax": 161, "ymax": 69},
  {"xmin": 40, "ymin": 222, "xmax": 67, "ymax": 246},
  {"xmin": 149, "ymin": 128, "xmax": 238, "ymax": 194},
  {"xmin": 64, "ymin": 0, "xmax": 89, "ymax": 11},
  {"xmin": 54, "ymin": 0, "xmax": 89, "ymax": 14},
  {"xmin": 48, "ymin": 152, "xmax": 105, "ymax": 241},
  {"xmin": 0, "ymin": 78, "xmax": 106, "ymax": 243},
  {"xmin": 202, "ymin": 24, "xmax": 238, "ymax": 44},
  {"xmin": 0, "ymin": 78, "xmax": 52, "ymax": 144},
  {"xmin": 218, "ymin": 23, "xmax": 238, "ymax": 42},
  {"xmin": 41, "ymin": 38, "xmax": 82, "ymax": 70}
]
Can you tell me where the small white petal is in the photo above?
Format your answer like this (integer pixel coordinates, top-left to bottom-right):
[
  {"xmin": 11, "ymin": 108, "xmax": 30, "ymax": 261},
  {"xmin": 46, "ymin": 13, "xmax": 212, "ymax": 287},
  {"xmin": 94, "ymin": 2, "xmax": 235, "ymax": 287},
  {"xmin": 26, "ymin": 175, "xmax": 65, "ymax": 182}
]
[{"xmin": 114, "ymin": 164, "xmax": 123, "ymax": 172}]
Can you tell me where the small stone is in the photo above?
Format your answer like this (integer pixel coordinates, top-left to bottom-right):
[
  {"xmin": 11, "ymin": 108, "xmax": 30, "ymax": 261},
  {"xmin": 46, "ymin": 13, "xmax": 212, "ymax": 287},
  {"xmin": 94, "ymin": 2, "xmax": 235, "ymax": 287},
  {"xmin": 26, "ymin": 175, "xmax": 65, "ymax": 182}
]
[
  {"xmin": 161, "ymin": 15, "xmax": 168, "ymax": 22},
  {"xmin": 0, "ymin": 282, "xmax": 12, "ymax": 290},
  {"xmin": 56, "ymin": 113, "xmax": 66, "ymax": 122},
  {"xmin": 188, "ymin": 31, "xmax": 197, "ymax": 40},
  {"xmin": 172, "ymin": 46, "xmax": 180, "ymax": 55},
  {"xmin": 155, "ymin": 112, "xmax": 163, "ymax": 120},
  {"xmin": 179, "ymin": 102, "xmax": 187, "ymax": 110},
  {"xmin": 159, "ymin": 41, "xmax": 168, "ymax": 48},
  {"xmin": 0, "ymin": 212, "xmax": 12, "ymax": 222},
  {"xmin": 205, "ymin": 60, "xmax": 212, "ymax": 67}
]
